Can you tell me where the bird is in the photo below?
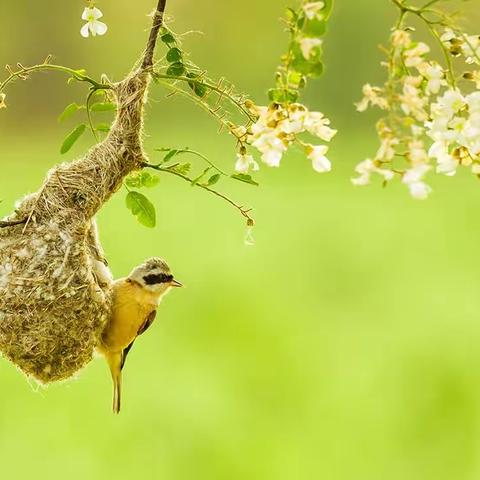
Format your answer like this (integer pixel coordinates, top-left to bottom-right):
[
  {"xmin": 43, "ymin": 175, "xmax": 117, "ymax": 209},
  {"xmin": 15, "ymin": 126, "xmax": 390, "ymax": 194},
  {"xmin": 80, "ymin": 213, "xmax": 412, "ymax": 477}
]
[{"xmin": 98, "ymin": 257, "xmax": 182, "ymax": 414}]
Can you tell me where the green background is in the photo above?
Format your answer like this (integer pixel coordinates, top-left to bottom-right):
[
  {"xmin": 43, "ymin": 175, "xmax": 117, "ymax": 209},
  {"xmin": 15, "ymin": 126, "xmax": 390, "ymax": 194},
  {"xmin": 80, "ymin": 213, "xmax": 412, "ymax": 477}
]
[{"xmin": 2, "ymin": 1, "xmax": 480, "ymax": 479}]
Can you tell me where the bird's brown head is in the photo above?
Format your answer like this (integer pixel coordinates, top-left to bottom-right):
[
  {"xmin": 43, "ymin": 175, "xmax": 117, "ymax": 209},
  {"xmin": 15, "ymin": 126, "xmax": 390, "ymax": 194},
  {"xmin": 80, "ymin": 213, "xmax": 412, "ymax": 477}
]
[{"xmin": 128, "ymin": 257, "xmax": 182, "ymax": 294}]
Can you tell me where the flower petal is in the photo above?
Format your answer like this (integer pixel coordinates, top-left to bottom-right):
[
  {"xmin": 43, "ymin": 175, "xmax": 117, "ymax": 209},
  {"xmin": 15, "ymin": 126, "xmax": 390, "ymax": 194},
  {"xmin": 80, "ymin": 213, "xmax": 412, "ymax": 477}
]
[
  {"xmin": 80, "ymin": 22, "xmax": 90, "ymax": 38},
  {"xmin": 92, "ymin": 20, "xmax": 108, "ymax": 36},
  {"xmin": 91, "ymin": 7, "xmax": 103, "ymax": 20},
  {"xmin": 81, "ymin": 7, "xmax": 91, "ymax": 21}
]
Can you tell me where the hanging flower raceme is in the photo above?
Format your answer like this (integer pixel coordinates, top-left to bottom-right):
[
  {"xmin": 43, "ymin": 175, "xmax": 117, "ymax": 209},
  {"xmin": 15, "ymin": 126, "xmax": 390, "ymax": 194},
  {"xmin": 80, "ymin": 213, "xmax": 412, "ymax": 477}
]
[
  {"xmin": 354, "ymin": 1, "xmax": 480, "ymax": 199},
  {"xmin": 230, "ymin": 0, "xmax": 336, "ymax": 175},
  {"xmin": 81, "ymin": 5, "xmax": 108, "ymax": 38}
]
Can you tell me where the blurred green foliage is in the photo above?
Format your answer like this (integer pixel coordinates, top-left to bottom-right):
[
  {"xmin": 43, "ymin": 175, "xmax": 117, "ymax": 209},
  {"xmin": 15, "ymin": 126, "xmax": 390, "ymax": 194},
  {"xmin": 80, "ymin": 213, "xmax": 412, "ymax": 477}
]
[{"xmin": 1, "ymin": 1, "xmax": 480, "ymax": 479}]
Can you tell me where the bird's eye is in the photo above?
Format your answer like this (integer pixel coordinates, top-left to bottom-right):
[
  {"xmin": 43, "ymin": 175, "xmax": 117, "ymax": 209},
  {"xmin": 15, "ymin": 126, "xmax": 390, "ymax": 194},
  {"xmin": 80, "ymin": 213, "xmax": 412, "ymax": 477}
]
[{"xmin": 143, "ymin": 273, "xmax": 173, "ymax": 285}]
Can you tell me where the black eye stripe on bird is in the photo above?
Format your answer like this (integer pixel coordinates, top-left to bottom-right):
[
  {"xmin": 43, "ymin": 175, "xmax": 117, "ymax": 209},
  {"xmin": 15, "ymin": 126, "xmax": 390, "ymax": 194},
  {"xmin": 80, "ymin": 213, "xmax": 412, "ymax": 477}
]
[{"xmin": 142, "ymin": 273, "xmax": 173, "ymax": 285}]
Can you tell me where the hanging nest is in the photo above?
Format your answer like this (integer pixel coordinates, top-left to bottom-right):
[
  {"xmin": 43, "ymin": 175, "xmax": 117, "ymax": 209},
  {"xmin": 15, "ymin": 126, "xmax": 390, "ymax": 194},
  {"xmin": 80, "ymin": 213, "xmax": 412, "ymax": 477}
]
[{"xmin": 0, "ymin": 70, "xmax": 151, "ymax": 383}]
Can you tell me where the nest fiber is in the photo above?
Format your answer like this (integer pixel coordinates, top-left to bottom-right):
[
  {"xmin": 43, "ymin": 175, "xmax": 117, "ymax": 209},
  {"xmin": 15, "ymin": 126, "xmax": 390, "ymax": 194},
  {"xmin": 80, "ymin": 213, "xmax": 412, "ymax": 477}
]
[{"xmin": 0, "ymin": 71, "xmax": 149, "ymax": 383}]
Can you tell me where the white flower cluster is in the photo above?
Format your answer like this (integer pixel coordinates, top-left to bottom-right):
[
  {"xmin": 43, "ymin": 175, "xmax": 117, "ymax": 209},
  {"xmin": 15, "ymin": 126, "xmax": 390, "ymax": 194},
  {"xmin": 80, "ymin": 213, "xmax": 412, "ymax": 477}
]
[
  {"xmin": 234, "ymin": 102, "xmax": 337, "ymax": 174},
  {"xmin": 354, "ymin": 26, "xmax": 480, "ymax": 199}
]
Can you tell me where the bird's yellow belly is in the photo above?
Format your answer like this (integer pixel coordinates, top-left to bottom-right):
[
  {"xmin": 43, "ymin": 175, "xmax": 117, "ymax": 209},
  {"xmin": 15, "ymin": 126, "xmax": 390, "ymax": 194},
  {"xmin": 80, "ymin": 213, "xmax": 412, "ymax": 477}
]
[{"xmin": 101, "ymin": 287, "xmax": 157, "ymax": 353}]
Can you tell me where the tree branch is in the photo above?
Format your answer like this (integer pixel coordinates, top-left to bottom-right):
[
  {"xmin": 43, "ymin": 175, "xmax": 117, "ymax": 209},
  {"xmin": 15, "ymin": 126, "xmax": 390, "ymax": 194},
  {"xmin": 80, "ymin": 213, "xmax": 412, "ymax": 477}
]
[
  {"xmin": 0, "ymin": 218, "xmax": 27, "ymax": 228},
  {"xmin": 142, "ymin": 0, "xmax": 168, "ymax": 70}
]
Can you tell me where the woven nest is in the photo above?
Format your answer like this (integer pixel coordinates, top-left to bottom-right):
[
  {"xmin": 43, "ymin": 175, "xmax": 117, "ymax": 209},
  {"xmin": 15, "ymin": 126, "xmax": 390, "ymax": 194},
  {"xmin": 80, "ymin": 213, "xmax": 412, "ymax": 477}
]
[{"xmin": 0, "ymin": 71, "xmax": 150, "ymax": 383}]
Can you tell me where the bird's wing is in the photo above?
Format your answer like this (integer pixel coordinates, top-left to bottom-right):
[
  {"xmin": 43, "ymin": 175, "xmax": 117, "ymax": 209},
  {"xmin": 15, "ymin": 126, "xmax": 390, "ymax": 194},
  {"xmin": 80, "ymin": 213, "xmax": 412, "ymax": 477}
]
[
  {"xmin": 120, "ymin": 310, "xmax": 157, "ymax": 371},
  {"xmin": 137, "ymin": 309, "xmax": 157, "ymax": 336}
]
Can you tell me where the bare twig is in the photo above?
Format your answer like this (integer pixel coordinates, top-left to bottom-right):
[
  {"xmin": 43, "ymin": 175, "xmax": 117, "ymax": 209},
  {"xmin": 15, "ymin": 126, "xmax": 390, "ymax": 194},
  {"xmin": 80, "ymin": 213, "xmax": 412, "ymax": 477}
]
[{"xmin": 142, "ymin": 0, "xmax": 168, "ymax": 70}]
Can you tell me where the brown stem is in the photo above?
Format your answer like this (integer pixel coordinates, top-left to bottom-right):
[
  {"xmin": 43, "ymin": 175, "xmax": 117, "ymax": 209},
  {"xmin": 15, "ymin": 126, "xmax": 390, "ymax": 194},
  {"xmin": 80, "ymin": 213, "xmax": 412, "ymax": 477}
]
[
  {"xmin": 142, "ymin": 0, "xmax": 168, "ymax": 70},
  {"xmin": 0, "ymin": 218, "xmax": 27, "ymax": 228}
]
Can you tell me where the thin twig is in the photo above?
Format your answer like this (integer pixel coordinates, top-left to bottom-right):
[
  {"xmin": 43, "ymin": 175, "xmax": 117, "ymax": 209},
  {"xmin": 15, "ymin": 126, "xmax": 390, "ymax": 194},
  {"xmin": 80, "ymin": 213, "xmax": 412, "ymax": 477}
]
[
  {"xmin": 141, "ymin": 162, "xmax": 255, "ymax": 225},
  {"xmin": 0, "ymin": 63, "xmax": 110, "ymax": 92},
  {"xmin": 142, "ymin": 0, "xmax": 168, "ymax": 70}
]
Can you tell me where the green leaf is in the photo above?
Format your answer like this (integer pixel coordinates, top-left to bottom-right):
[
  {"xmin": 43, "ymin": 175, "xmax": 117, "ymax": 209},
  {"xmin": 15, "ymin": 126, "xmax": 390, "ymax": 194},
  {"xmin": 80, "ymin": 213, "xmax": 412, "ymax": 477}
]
[
  {"xmin": 161, "ymin": 33, "xmax": 175, "ymax": 44},
  {"xmin": 58, "ymin": 103, "xmax": 84, "ymax": 122},
  {"xmin": 205, "ymin": 174, "xmax": 221, "ymax": 186},
  {"xmin": 169, "ymin": 163, "xmax": 191, "ymax": 175},
  {"xmin": 90, "ymin": 102, "xmax": 117, "ymax": 112},
  {"xmin": 303, "ymin": 19, "xmax": 327, "ymax": 37},
  {"xmin": 163, "ymin": 149, "xmax": 179, "ymax": 162},
  {"xmin": 323, "ymin": 0, "xmax": 334, "ymax": 19},
  {"xmin": 186, "ymin": 73, "xmax": 207, "ymax": 97},
  {"xmin": 166, "ymin": 47, "xmax": 183, "ymax": 63},
  {"xmin": 166, "ymin": 62, "xmax": 186, "ymax": 76},
  {"xmin": 95, "ymin": 123, "xmax": 111, "ymax": 133},
  {"xmin": 125, "ymin": 171, "xmax": 160, "ymax": 189},
  {"xmin": 60, "ymin": 124, "xmax": 87, "ymax": 154},
  {"xmin": 231, "ymin": 174, "xmax": 259, "ymax": 186},
  {"xmin": 126, "ymin": 191, "xmax": 156, "ymax": 228},
  {"xmin": 268, "ymin": 88, "xmax": 298, "ymax": 103}
]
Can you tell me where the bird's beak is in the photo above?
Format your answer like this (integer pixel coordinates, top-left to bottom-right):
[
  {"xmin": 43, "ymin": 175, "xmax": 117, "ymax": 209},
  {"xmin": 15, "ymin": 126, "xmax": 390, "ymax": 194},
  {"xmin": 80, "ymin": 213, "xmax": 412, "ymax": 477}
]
[{"xmin": 170, "ymin": 279, "xmax": 183, "ymax": 288}]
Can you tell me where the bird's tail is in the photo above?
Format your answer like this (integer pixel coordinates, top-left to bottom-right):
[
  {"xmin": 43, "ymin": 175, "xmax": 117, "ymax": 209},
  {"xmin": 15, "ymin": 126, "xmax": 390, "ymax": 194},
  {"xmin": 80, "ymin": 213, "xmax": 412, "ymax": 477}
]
[
  {"xmin": 113, "ymin": 373, "xmax": 122, "ymax": 414},
  {"xmin": 107, "ymin": 353, "xmax": 123, "ymax": 415}
]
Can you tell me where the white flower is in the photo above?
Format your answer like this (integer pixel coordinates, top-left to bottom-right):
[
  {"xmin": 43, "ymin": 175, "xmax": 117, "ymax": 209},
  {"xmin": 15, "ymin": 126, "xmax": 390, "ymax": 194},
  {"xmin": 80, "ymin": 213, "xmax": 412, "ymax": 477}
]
[
  {"xmin": 351, "ymin": 158, "xmax": 394, "ymax": 186},
  {"xmin": 303, "ymin": 2, "xmax": 325, "ymax": 20},
  {"xmin": 400, "ymin": 76, "xmax": 427, "ymax": 122},
  {"xmin": 252, "ymin": 131, "xmax": 287, "ymax": 167},
  {"xmin": 356, "ymin": 84, "xmax": 389, "ymax": 112},
  {"xmin": 81, "ymin": 7, "xmax": 108, "ymax": 38},
  {"xmin": 299, "ymin": 37, "xmax": 322, "ymax": 60},
  {"xmin": 304, "ymin": 112, "xmax": 337, "ymax": 141},
  {"xmin": 408, "ymin": 140, "xmax": 428, "ymax": 164},
  {"xmin": 408, "ymin": 181, "xmax": 432, "ymax": 199},
  {"xmin": 376, "ymin": 136, "xmax": 399, "ymax": 161},
  {"xmin": 433, "ymin": 89, "xmax": 465, "ymax": 118},
  {"xmin": 428, "ymin": 142, "xmax": 458, "ymax": 176},
  {"xmin": 235, "ymin": 153, "xmax": 259, "ymax": 173},
  {"xmin": 402, "ymin": 164, "xmax": 432, "ymax": 199},
  {"xmin": 307, "ymin": 145, "xmax": 331, "ymax": 173},
  {"xmin": 403, "ymin": 42, "xmax": 430, "ymax": 68},
  {"xmin": 391, "ymin": 29, "xmax": 412, "ymax": 49},
  {"xmin": 422, "ymin": 63, "xmax": 447, "ymax": 95}
]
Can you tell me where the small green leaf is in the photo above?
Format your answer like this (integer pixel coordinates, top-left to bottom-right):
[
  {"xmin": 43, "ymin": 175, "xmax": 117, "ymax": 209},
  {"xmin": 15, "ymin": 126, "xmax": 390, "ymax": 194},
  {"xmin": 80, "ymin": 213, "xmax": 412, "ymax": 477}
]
[
  {"xmin": 60, "ymin": 124, "xmax": 87, "ymax": 154},
  {"xmin": 167, "ymin": 47, "xmax": 183, "ymax": 63},
  {"xmin": 186, "ymin": 73, "xmax": 208, "ymax": 97},
  {"xmin": 126, "ymin": 191, "xmax": 156, "ymax": 228},
  {"xmin": 166, "ymin": 62, "xmax": 186, "ymax": 76},
  {"xmin": 58, "ymin": 103, "xmax": 84, "ymax": 122},
  {"xmin": 163, "ymin": 149, "xmax": 179, "ymax": 162},
  {"xmin": 161, "ymin": 33, "xmax": 175, "ymax": 44},
  {"xmin": 95, "ymin": 123, "xmax": 111, "ymax": 133},
  {"xmin": 231, "ymin": 174, "xmax": 259, "ymax": 186},
  {"xmin": 169, "ymin": 163, "xmax": 191, "ymax": 175},
  {"xmin": 125, "ymin": 171, "xmax": 160, "ymax": 189},
  {"xmin": 90, "ymin": 102, "xmax": 117, "ymax": 112},
  {"xmin": 304, "ymin": 19, "xmax": 327, "ymax": 37},
  {"xmin": 205, "ymin": 174, "xmax": 221, "ymax": 186}
]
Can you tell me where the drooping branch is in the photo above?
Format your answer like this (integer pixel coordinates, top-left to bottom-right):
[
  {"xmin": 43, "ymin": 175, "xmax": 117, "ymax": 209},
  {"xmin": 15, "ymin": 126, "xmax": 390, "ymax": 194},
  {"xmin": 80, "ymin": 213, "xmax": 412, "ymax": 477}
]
[{"xmin": 142, "ymin": 0, "xmax": 168, "ymax": 70}]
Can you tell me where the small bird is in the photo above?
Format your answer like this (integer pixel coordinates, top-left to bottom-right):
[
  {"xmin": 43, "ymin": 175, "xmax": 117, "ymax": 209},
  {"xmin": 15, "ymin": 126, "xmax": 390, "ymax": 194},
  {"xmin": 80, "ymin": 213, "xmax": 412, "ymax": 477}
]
[{"xmin": 98, "ymin": 257, "xmax": 182, "ymax": 414}]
